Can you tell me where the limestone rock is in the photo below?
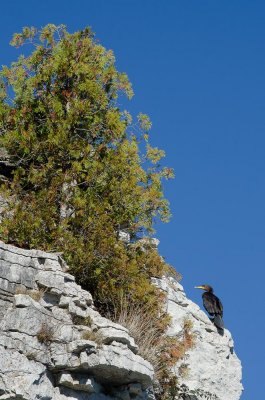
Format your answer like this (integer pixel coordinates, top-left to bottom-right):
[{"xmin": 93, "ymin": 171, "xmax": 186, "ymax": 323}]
[
  {"xmin": 58, "ymin": 372, "xmax": 102, "ymax": 393},
  {"xmin": 152, "ymin": 276, "xmax": 243, "ymax": 400},
  {"xmin": 0, "ymin": 240, "xmax": 243, "ymax": 400},
  {"xmin": 0, "ymin": 241, "xmax": 154, "ymax": 400}
]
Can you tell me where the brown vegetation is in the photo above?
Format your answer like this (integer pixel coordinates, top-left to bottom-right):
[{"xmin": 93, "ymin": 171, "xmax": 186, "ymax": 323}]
[
  {"xmin": 108, "ymin": 296, "xmax": 195, "ymax": 397},
  {"xmin": 82, "ymin": 329, "xmax": 104, "ymax": 346},
  {"xmin": 36, "ymin": 323, "xmax": 54, "ymax": 345},
  {"xmin": 15, "ymin": 286, "xmax": 46, "ymax": 301},
  {"xmin": 72, "ymin": 315, "xmax": 92, "ymax": 327}
]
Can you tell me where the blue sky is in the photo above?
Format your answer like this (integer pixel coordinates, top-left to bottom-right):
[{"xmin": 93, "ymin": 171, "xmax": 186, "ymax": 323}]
[{"xmin": 1, "ymin": 1, "xmax": 264, "ymax": 398}]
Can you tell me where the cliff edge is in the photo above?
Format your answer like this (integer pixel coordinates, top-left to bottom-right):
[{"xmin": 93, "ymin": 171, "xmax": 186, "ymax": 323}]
[
  {"xmin": 152, "ymin": 277, "xmax": 243, "ymax": 400},
  {"xmin": 0, "ymin": 241, "xmax": 242, "ymax": 400}
]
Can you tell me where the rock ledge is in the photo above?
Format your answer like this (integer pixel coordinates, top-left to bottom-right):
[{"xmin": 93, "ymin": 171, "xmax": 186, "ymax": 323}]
[{"xmin": 0, "ymin": 241, "xmax": 153, "ymax": 400}]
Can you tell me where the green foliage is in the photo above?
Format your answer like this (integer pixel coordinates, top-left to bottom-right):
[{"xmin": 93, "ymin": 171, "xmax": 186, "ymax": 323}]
[
  {"xmin": 0, "ymin": 24, "xmax": 174, "ymax": 299},
  {"xmin": 0, "ymin": 25, "xmax": 177, "ymax": 394}
]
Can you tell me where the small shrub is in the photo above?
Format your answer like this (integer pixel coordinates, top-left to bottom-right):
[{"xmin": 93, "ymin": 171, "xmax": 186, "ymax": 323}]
[
  {"xmin": 37, "ymin": 323, "xmax": 54, "ymax": 345},
  {"xmin": 84, "ymin": 316, "xmax": 92, "ymax": 326},
  {"xmin": 108, "ymin": 299, "xmax": 165, "ymax": 371},
  {"xmin": 178, "ymin": 363, "xmax": 190, "ymax": 379},
  {"xmin": 15, "ymin": 286, "xmax": 30, "ymax": 295},
  {"xmin": 15, "ymin": 286, "xmax": 46, "ymax": 301},
  {"xmin": 168, "ymin": 318, "xmax": 195, "ymax": 362},
  {"xmin": 26, "ymin": 351, "xmax": 38, "ymax": 361},
  {"xmin": 108, "ymin": 299, "xmax": 195, "ymax": 400},
  {"xmin": 82, "ymin": 329, "xmax": 104, "ymax": 346},
  {"xmin": 72, "ymin": 315, "xmax": 92, "ymax": 327}
]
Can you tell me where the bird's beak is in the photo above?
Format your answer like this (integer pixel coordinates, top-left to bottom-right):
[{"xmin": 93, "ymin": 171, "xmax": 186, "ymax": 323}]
[{"xmin": 194, "ymin": 285, "xmax": 204, "ymax": 289}]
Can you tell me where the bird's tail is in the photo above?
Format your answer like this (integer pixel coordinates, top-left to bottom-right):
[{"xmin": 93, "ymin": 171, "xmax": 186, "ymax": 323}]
[{"xmin": 214, "ymin": 314, "xmax": 224, "ymax": 330}]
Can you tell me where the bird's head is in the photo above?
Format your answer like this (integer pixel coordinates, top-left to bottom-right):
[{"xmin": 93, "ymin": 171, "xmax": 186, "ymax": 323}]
[{"xmin": 194, "ymin": 284, "xmax": 213, "ymax": 292}]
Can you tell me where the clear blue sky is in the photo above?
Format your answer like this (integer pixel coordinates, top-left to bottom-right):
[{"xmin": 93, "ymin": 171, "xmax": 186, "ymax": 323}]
[{"xmin": 1, "ymin": 1, "xmax": 264, "ymax": 398}]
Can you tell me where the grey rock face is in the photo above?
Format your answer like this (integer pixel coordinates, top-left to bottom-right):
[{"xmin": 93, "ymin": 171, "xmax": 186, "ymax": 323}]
[
  {"xmin": 0, "ymin": 241, "xmax": 153, "ymax": 400},
  {"xmin": 152, "ymin": 277, "xmax": 243, "ymax": 400},
  {"xmin": 0, "ymin": 240, "xmax": 243, "ymax": 400}
]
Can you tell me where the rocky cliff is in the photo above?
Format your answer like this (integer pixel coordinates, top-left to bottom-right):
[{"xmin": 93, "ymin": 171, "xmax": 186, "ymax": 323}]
[
  {"xmin": 152, "ymin": 277, "xmax": 243, "ymax": 400},
  {"xmin": 0, "ymin": 241, "xmax": 242, "ymax": 400},
  {"xmin": 0, "ymin": 241, "xmax": 153, "ymax": 400}
]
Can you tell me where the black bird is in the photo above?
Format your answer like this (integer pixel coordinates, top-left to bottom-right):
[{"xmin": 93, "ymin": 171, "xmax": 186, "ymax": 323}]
[{"xmin": 195, "ymin": 284, "xmax": 224, "ymax": 331}]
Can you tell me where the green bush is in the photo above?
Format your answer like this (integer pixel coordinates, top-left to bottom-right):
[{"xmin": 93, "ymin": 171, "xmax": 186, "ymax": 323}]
[
  {"xmin": 0, "ymin": 25, "xmax": 186, "ymax": 398},
  {"xmin": 0, "ymin": 24, "xmax": 174, "ymax": 307}
]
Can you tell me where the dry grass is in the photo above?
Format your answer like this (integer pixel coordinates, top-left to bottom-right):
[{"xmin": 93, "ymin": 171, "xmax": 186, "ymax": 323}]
[
  {"xmin": 107, "ymin": 300, "xmax": 195, "ymax": 380},
  {"xmin": 168, "ymin": 318, "xmax": 195, "ymax": 362},
  {"xmin": 37, "ymin": 323, "xmax": 54, "ymax": 345},
  {"xmin": 15, "ymin": 286, "xmax": 46, "ymax": 301},
  {"xmin": 108, "ymin": 299, "xmax": 167, "ymax": 374},
  {"xmin": 82, "ymin": 329, "xmax": 104, "ymax": 346},
  {"xmin": 104, "ymin": 293, "xmax": 196, "ymax": 400},
  {"xmin": 182, "ymin": 318, "xmax": 195, "ymax": 350},
  {"xmin": 178, "ymin": 363, "xmax": 190, "ymax": 379},
  {"xmin": 72, "ymin": 315, "xmax": 92, "ymax": 327},
  {"xmin": 26, "ymin": 351, "xmax": 38, "ymax": 361}
]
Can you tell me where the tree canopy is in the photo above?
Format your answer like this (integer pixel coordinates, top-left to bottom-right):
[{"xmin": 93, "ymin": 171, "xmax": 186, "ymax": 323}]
[
  {"xmin": 0, "ymin": 25, "xmax": 195, "ymax": 397},
  {"xmin": 0, "ymin": 24, "xmax": 175, "ymax": 306}
]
